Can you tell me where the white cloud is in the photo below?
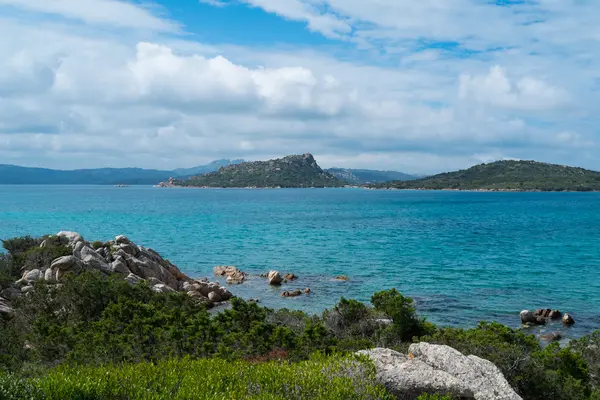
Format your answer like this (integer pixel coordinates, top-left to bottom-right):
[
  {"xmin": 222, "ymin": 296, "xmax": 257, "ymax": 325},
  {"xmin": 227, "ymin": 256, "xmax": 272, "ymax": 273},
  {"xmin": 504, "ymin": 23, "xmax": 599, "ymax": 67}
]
[
  {"xmin": 0, "ymin": 0, "xmax": 598, "ymax": 173},
  {"xmin": 458, "ymin": 66, "xmax": 566, "ymax": 110},
  {"xmin": 0, "ymin": 0, "xmax": 179, "ymax": 32}
]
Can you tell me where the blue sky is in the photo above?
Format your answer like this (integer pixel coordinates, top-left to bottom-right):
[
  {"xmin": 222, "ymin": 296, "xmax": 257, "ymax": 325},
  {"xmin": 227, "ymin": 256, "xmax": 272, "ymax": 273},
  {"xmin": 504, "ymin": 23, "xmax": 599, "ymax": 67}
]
[{"xmin": 0, "ymin": 0, "xmax": 598, "ymax": 173}]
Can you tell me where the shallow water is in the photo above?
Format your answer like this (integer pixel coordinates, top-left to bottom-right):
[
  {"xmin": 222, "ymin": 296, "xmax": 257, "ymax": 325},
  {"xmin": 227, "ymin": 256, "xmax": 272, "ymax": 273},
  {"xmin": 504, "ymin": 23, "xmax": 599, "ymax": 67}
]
[{"xmin": 0, "ymin": 185, "xmax": 599, "ymax": 337}]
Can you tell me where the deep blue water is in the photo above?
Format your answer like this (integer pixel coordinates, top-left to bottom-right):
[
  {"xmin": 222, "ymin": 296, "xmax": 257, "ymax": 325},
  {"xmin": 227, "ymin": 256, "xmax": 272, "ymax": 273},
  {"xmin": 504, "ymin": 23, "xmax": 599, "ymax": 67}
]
[{"xmin": 1, "ymin": 186, "xmax": 599, "ymax": 338}]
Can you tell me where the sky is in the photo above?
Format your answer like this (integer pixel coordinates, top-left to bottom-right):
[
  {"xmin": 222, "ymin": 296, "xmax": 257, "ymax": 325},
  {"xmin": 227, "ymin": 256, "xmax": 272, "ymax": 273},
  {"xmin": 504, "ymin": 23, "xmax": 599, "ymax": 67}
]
[{"xmin": 0, "ymin": 0, "xmax": 598, "ymax": 174}]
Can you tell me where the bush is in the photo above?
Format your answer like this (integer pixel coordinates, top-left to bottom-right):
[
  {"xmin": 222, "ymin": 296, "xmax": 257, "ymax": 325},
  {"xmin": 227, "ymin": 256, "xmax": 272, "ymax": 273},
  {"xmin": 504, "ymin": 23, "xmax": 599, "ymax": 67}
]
[
  {"xmin": 2, "ymin": 236, "xmax": 41, "ymax": 256},
  {"xmin": 90, "ymin": 241, "xmax": 104, "ymax": 250},
  {"xmin": 371, "ymin": 289, "xmax": 435, "ymax": 344},
  {"xmin": 570, "ymin": 331, "xmax": 600, "ymax": 389},
  {"xmin": 0, "ymin": 356, "xmax": 393, "ymax": 400}
]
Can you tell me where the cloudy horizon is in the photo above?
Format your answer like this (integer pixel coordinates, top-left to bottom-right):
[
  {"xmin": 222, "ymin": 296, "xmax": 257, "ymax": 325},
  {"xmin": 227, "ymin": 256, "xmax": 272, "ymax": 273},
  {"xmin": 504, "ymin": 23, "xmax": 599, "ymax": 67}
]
[{"xmin": 0, "ymin": 0, "xmax": 598, "ymax": 175}]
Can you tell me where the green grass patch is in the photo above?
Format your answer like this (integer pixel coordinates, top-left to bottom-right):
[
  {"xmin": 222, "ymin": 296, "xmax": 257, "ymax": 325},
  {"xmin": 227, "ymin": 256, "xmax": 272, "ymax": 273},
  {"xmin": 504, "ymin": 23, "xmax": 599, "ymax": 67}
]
[{"xmin": 0, "ymin": 356, "xmax": 391, "ymax": 400}]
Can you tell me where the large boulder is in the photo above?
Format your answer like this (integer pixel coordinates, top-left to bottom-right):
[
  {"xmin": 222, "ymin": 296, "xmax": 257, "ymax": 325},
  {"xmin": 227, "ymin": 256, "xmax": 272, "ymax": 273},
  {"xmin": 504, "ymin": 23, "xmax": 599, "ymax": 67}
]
[
  {"xmin": 409, "ymin": 343, "xmax": 521, "ymax": 400},
  {"xmin": 520, "ymin": 310, "xmax": 537, "ymax": 325},
  {"xmin": 51, "ymin": 256, "xmax": 83, "ymax": 271},
  {"xmin": 79, "ymin": 246, "xmax": 111, "ymax": 274},
  {"xmin": 267, "ymin": 271, "xmax": 282, "ymax": 285},
  {"xmin": 110, "ymin": 256, "xmax": 130, "ymax": 275},
  {"xmin": 23, "ymin": 269, "xmax": 43, "ymax": 283},
  {"xmin": 0, "ymin": 297, "xmax": 14, "ymax": 319},
  {"xmin": 56, "ymin": 231, "xmax": 83, "ymax": 245},
  {"xmin": 359, "ymin": 343, "xmax": 521, "ymax": 400},
  {"xmin": 358, "ymin": 348, "xmax": 473, "ymax": 399},
  {"xmin": 0, "ymin": 287, "xmax": 21, "ymax": 302},
  {"xmin": 115, "ymin": 235, "xmax": 131, "ymax": 244}
]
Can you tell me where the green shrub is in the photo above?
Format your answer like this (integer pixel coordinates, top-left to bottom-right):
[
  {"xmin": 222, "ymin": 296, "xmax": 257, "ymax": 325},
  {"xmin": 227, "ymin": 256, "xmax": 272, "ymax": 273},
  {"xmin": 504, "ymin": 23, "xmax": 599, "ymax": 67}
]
[
  {"xmin": 0, "ymin": 356, "xmax": 393, "ymax": 400},
  {"xmin": 2, "ymin": 236, "xmax": 41, "ymax": 256},
  {"xmin": 570, "ymin": 330, "xmax": 600, "ymax": 389},
  {"xmin": 371, "ymin": 289, "xmax": 435, "ymax": 344},
  {"xmin": 90, "ymin": 241, "xmax": 104, "ymax": 250},
  {"xmin": 416, "ymin": 394, "xmax": 453, "ymax": 400}
]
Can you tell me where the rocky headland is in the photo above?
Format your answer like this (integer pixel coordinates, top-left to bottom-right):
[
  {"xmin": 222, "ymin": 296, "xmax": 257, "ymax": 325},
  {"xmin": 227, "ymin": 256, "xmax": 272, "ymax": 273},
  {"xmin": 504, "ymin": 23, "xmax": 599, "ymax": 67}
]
[{"xmin": 0, "ymin": 231, "xmax": 233, "ymax": 317}]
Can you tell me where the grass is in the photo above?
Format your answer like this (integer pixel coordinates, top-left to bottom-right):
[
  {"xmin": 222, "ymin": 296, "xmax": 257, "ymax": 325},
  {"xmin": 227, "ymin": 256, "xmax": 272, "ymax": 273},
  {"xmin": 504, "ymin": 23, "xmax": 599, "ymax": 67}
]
[{"xmin": 0, "ymin": 355, "xmax": 393, "ymax": 400}]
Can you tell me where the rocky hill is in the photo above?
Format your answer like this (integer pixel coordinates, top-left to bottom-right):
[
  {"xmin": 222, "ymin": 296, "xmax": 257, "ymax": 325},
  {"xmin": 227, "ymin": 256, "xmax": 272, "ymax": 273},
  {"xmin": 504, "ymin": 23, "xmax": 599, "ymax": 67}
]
[
  {"xmin": 169, "ymin": 154, "xmax": 346, "ymax": 188},
  {"xmin": 327, "ymin": 168, "xmax": 418, "ymax": 184},
  {"xmin": 373, "ymin": 160, "xmax": 600, "ymax": 191}
]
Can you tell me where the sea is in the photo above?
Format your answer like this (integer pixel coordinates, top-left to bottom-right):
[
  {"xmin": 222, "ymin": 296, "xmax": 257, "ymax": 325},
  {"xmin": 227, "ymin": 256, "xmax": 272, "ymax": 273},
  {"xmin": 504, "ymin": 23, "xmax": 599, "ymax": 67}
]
[{"xmin": 1, "ymin": 185, "xmax": 599, "ymax": 339}]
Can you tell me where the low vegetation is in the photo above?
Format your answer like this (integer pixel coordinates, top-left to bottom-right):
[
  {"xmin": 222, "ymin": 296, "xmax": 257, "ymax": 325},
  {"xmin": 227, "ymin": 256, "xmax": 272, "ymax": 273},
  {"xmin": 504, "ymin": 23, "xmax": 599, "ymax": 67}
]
[
  {"xmin": 1, "ymin": 235, "xmax": 600, "ymax": 399},
  {"xmin": 373, "ymin": 160, "xmax": 600, "ymax": 191}
]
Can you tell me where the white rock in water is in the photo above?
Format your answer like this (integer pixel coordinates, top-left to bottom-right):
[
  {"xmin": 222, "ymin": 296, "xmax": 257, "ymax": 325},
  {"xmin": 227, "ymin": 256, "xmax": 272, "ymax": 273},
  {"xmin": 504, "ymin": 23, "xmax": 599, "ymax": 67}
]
[{"xmin": 267, "ymin": 270, "xmax": 282, "ymax": 285}]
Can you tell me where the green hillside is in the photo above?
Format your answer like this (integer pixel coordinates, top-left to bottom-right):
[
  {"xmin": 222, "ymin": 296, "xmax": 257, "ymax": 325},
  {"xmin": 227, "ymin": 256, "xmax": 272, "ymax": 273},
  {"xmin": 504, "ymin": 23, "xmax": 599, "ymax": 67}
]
[
  {"xmin": 174, "ymin": 154, "xmax": 346, "ymax": 188},
  {"xmin": 373, "ymin": 160, "xmax": 600, "ymax": 191}
]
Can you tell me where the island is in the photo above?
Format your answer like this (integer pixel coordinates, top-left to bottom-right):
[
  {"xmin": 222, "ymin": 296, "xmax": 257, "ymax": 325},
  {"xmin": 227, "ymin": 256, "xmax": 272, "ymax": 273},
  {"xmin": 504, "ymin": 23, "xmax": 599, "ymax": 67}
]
[
  {"xmin": 160, "ymin": 153, "xmax": 347, "ymax": 188},
  {"xmin": 371, "ymin": 160, "xmax": 600, "ymax": 192}
]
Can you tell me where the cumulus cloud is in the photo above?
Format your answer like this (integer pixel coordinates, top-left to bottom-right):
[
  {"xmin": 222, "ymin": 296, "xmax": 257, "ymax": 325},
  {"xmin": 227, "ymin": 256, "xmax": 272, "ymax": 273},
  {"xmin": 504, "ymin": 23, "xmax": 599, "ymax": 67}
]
[
  {"xmin": 0, "ymin": 0, "xmax": 598, "ymax": 172},
  {"xmin": 458, "ymin": 66, "xmax": 566, "ymax": 110}
]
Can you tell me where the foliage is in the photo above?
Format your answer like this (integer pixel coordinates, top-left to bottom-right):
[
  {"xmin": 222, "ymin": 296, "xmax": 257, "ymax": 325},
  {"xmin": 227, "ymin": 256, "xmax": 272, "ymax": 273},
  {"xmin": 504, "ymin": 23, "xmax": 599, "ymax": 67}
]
[
  {"xmin": 373, "ymin": 160, "xmax": 600, "ymax": 191},
  {"xmin": 2, "ymin": 235, "xmax": 41, "ymax": 256},
  {"xmin": 90, "ymin": 241, "xmax": 104, "ymax": 250},
  {"xmin": 326, "ymin": 168, "xmax": 417, "ymax": 184},
  {"xmin": 416, "ymin": 395, "xmax": 453, "ymax": 400},
  {"xmin": 371, "ymin": 289, "xmax": 435, "ymax": 343},
  {"xmin": 570, "ymin": 331, "xmax": 600, "ymax": 389},
  {"xmin": 0, "ymin": 355, "xmax": 392, "ymax": 400},
  {"xmin": 179, "ymin": 154, "xmax": 346, "ymax": 188},
  {"xmin": 420, "ymin": 322, "xmax": 591, "ymax": 400}
]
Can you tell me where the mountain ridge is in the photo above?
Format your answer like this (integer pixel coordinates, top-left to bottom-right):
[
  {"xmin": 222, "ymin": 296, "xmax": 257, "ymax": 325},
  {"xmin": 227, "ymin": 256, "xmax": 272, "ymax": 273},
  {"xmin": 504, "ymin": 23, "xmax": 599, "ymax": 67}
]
[
  {"xmin": 372, "ymin": 160, "xmax": 600, "ymax": 191},
  {"xmin": 326, "ymin": 168, "xmax": 418, "ymax": 184},
  {"xmin": 0, "ymin": 160, "xmax": 245, "ymax": 185}
]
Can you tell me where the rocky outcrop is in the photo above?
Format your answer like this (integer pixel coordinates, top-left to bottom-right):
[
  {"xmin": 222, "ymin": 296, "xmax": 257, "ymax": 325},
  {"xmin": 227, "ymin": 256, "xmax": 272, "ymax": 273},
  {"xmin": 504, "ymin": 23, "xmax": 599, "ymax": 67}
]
[
  {"xmin": 213, "ymin": 266, "xmax": 246, "ymax": 284},
  {"xmin": 521, "ymin": 308, "xmax": 572, "ymax": 326},
  {"xmin": 358, "ymin": 343, "xmax": 521, "ymax": 400},
  {"xmin": 10, "ymin": 232, "xmax": 234, "ymax": 307},
  {"xmin": 267, "ymin": 271, "xmax": 282, "ymax": 285},
  {"xmin": 539, "ymin": 332, "xmax": 562, "ymax": 342},
  {"xmin": 283, "ymin": 273, "xmax": 298, "ymax": 281},
  {"xmin": 562, "ymin": 313, "xmax": 575, "ymax": 325}
]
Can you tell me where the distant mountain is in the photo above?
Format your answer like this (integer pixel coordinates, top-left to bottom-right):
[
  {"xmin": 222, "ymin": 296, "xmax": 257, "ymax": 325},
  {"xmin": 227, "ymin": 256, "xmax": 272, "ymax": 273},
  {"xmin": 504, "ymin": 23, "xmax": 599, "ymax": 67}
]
[
  {"xmin": 326, "ymin": 168, "xmax": 418, "ymax": 184},
  {"xmin": 0, "ymin": 159, "xmax": 245, "ymax": 185},
  {"xmin": 372, "ymin": 160, "xmax": 600, "ymax": 191},
  {"xmin": 169, "ymin": 154, "xmax": 346, "ymax": 188},
  {"xmin": 171, "ymin": 159, "xmax": 245, "ymax": 178}
]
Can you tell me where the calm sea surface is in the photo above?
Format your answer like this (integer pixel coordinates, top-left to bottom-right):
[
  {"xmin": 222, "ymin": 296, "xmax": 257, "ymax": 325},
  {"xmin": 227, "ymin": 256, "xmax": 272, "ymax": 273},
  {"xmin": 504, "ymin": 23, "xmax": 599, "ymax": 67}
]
[{"xmin": 1, "ymin": 186, "xmax": 599, "ymax": 337}]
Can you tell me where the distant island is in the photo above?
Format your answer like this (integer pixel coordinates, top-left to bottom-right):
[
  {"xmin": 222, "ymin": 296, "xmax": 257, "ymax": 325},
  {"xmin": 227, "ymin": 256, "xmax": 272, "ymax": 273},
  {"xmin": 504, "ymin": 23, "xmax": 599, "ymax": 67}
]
[
  {"xmin": 326, "ymin": 168, "xmax": 418, "ymax": 184},
  {"xmin": 0, "ymin": 159, "xmax": 245, "ymax": 185},
  {"xmin": 162, "ymin": 154, "xmax": 346, "ymax": 188},
  {"xmin": 371, "ymin": 160, "xmax": 600, "ymax": 192}
]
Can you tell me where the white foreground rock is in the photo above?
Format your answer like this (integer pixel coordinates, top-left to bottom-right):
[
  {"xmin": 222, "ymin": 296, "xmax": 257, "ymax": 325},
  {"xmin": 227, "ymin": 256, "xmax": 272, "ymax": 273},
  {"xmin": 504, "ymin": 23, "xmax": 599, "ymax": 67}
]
[{"xmin": 358, "ymin": 343, "xmax": 521, "ymax": 400}]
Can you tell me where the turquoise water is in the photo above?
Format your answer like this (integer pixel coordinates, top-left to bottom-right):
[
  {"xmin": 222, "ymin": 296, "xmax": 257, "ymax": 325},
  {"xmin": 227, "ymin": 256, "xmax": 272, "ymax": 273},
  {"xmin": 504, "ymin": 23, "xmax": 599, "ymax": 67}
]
[{"xmin": 1, "ymin": 185, "xmax": 599, "ymax": 337}]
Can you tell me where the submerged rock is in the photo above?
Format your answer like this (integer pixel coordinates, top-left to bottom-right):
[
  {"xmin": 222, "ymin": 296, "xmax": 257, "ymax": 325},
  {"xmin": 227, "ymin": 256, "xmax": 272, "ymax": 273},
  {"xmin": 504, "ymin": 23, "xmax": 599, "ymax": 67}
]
[
  {"xmin": 281, "ymin": 290, "xmax": 303, "ymax": 298},
  {"xmin": 335, "ymin": 275, "xmax": 350, "ymax": 281},
  {"xmin": 539, "ymin": 332, "xmax": 562, "ymax": 342}
]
